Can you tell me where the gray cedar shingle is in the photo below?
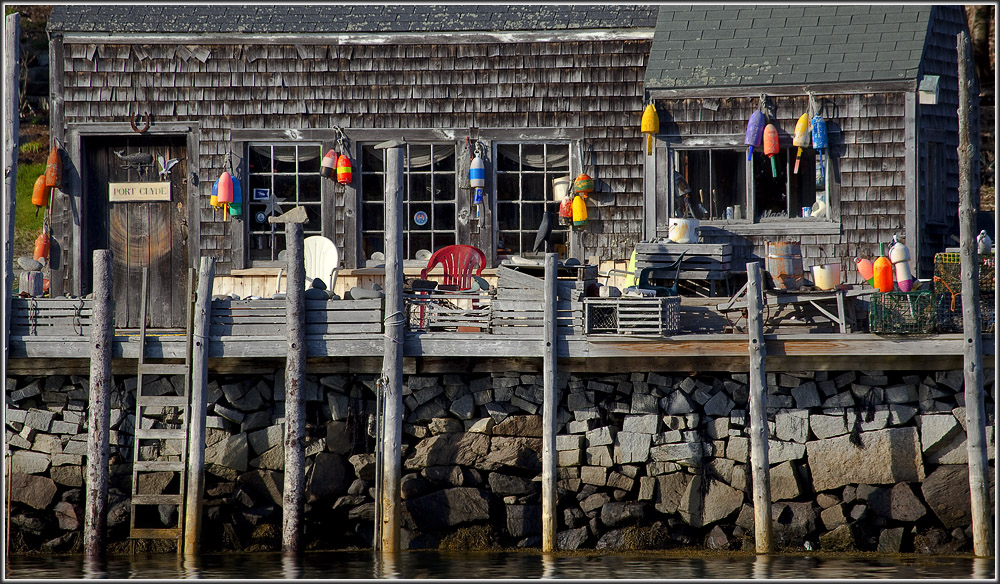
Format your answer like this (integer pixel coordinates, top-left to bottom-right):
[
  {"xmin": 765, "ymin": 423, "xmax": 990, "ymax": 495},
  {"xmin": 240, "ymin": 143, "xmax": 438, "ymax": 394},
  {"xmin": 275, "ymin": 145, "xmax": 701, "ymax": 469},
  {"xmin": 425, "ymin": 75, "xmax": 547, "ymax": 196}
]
[{"xmin": 645, "ymin": 5, "xmax": 943, "ymax": 89}]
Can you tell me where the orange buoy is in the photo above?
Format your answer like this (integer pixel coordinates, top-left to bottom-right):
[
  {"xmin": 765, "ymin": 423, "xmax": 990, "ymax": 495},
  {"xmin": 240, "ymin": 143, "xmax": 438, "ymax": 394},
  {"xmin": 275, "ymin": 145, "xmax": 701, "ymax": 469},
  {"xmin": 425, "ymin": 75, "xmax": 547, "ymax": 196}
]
[
  {"xmin": 763, "ymin": 124, "xmax": 779, "ymax": 178},
  {"xmin": 32, "ymin": 174, "xmax": 50, "ymax": 210},
  {"xmin": 217, "ymin": 171, "xmax": 234, "ymax": 204},
  {"xmin": 574, "ymin": 173, "xmax": 594, "ymax": 196},
  {"xmin": 33, "ymin": 225, "xmax": 50, "ymax": 261},
  {"xmin": 44, "ymin": 146, "xmax": 62, "ymax": 188},
  {"xmin": 336, "ymin": 154, "xmax": 352, "ymax": 184},
  {"xmin": 873, "ymin": 243, "xmax": 893, "ymax": 293}
]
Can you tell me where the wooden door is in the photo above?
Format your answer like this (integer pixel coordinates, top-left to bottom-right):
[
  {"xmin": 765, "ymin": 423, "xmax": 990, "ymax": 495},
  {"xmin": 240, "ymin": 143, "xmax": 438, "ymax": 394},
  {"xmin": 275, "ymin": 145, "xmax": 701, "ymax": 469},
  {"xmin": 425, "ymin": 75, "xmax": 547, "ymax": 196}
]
[{"xmin": 83, "ymin": 136, "xmax": 189, "ymax": 329}]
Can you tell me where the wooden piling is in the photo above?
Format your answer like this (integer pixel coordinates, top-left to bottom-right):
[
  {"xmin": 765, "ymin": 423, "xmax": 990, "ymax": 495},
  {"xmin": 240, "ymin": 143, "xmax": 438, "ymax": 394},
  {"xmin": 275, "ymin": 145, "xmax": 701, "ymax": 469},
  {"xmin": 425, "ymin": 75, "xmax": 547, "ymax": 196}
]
[
  {"xmin": 377, "ymin": 140, "xmax": 405, "ymax": 553},
  {"xmin": 746, "ymin": 261, "xmax": 773, "ymax": 553},
  {"xmin": 3, "ymin": 13, "xmax": 20, "ymax": 370},
  {"xmin": 183, "ymin": 257, "xmax": 215, "ymax": 555},
  {"xmin": 84, "ymin": 250, "xmax": 113, "ymax": 557},
  {"xmin": 541, "ymin": 252, "xmax": 558, "ymax": 551},
  {"xmin": 956, "ymin": 30, "xmax": 992, "ymax": 557},
  {"xmin": 282, "ymin": 220, "xmax": 306, "ymax": 554}
]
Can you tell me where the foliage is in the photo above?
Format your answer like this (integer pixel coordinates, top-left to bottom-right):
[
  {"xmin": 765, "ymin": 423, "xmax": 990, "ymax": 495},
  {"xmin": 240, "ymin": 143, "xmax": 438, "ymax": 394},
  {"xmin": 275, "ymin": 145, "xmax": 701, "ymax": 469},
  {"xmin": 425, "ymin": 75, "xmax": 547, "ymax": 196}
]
[
  {"xmin": 14, "ymin": 162, "xmax": 46, "ymax": 252},
  {"xmin": 19, "ymin": 140, "xmax": 44, "ymax": 155}
]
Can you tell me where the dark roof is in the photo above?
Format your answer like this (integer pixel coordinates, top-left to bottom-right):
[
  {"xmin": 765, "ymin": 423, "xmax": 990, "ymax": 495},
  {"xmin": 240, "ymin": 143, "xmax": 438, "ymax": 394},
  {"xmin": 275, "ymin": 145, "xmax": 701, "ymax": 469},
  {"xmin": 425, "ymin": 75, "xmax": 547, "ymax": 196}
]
[
  {"xmin": 48, "ymin": 4, "xmax": 657, "ymax": 34},
  {"xmin": 645, "ymin": 5, "xmax": 936, "ymax": 90}
]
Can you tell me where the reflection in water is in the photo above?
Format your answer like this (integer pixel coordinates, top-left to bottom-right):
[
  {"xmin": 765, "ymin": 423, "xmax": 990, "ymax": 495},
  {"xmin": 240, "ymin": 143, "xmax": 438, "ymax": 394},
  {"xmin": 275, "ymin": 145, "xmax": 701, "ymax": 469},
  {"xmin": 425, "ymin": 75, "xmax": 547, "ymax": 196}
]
[{"xmin": 4, "ymin": 551, "xmax": 995, "ymax": 579}]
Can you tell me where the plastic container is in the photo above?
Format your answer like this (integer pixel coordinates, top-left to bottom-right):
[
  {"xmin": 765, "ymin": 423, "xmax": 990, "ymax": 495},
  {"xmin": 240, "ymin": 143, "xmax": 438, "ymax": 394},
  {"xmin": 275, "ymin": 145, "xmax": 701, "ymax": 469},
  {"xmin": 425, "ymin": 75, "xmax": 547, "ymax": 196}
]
[{"xmin": 811, "ymin": 263, "xmax": 841, "ymax": 291}]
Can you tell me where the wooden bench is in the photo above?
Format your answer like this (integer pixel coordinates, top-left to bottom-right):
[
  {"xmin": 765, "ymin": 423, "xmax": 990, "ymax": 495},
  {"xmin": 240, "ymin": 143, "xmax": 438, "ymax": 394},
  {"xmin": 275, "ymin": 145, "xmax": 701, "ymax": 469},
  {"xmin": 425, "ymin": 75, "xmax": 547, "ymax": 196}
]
[
  {"xmin": 717, "ymin": 283, "xmax": 874, "ymax": 333},
  {"xmin": 634, "ymin": 242, "xmax": 736, "ymax": 297}
]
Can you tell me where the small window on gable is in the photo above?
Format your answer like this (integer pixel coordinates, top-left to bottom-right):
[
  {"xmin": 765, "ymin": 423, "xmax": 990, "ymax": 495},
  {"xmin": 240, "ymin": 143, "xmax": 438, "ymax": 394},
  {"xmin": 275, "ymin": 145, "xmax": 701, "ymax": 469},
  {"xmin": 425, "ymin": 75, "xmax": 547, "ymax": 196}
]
[{"xmin": 247, "ymin": 143, "xmax": 323, "ymax": 262}]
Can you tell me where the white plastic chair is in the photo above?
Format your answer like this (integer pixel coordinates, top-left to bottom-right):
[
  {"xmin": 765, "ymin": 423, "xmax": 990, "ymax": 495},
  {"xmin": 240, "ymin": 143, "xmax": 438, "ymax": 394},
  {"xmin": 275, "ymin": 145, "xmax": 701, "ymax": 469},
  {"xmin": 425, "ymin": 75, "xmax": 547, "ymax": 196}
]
[{"xmin": 303, "ymin": 235, "xmax": 340, "ymax": 292}]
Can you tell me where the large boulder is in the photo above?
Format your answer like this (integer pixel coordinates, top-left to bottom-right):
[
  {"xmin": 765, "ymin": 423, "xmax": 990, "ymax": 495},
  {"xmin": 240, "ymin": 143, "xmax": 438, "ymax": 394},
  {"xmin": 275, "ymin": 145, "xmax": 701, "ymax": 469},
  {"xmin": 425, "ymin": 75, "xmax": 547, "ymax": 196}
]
[
  {"xmin": 806, "ymin": 427, "xmax": 924, "ymax": 492},
  {"xmin": 600, "ymin": 501, "xmax": 648, "ymax": 528},
  {"xmin": 680, "ymin": 477, "xmax": 743, "ymax": 528},
  {"xmin": 506, "ymin": 504, "xmax": 541, "ymax": 538},
  {"xmin": 404, "ymin": 432, "xmax": 490, "ymax": 470},
  {"xmin": 655, "ymin": 473, "xmax": 693, "ymax": 515},
  {"xmin": 557, "ymin": 527, "xmax": 589, "ymax": 550},
  {"xmin": 237, "ymin": 469, "xmax": 284, "ymax": 506},
  {"xmin": 205, "ymin": 432, "xmax": 249, "ymax": 473},
  {"xmin": 819, "ymin": 523, "xmax": 858, "ymax": 551},
  {"xmin": 488, "ymin": 472, "xmax": 537, "ymax": 496},
  {"xmin": 404, "ymin": 487, "xmax": 493, "ymax": 531},
  {"xmin": 482, "ymin": 437, "xmax": 542, "ymax": 471},
  {"xmin": 492, "ymin": 415, "xmax": 542, "ymax": 437},
  {"xmin": 769, "ymin": 461, "xmax": 801, "ymax": 501},
  {"xmin": 921, "ymin": 465, "xmax": 974, "ymax": 529},
  {"xmin": 306, "ymin": 452, "xmax": 348, "ymax": 502},
  {"xmin": 771, "ymin": 501, "xmax": 818, "ymax": 548},
  {"xmin": 10, "ymin": 474, "xmax": 58, "ymax": 509}
]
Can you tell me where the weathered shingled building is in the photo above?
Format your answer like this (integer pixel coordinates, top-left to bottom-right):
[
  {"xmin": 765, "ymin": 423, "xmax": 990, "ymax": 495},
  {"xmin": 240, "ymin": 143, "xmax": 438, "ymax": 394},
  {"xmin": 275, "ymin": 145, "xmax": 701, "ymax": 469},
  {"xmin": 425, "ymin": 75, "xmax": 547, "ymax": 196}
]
[{"xmin": 44, "ymin": 5, "xmax": 978, "ymax": 327}]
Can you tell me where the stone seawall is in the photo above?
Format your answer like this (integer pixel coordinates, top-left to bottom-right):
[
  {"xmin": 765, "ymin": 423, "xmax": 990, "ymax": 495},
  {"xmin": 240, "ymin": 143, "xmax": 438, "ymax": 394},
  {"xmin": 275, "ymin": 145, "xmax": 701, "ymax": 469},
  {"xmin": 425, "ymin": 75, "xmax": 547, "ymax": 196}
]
[{"xmin": 5, "ymin": 368, "xmax": 996, "ymax": 553}]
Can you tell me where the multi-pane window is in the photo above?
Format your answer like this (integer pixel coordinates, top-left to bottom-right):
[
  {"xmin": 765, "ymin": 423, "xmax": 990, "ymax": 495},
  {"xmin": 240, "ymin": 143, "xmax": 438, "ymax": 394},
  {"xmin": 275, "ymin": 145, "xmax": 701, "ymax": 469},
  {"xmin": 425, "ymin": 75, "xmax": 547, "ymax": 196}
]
[
  {"xmin": 673, "ymin": 147, "xmax": 828, "ymax": 221},
  {"xmin": 495, "ymin": 143, "xmax": 570, "ymax": 257},
  {"xmin": 247, "ymin": 144, "xmax": 322, "ymax": 261},
  {"xmin": 360, "ymin": 143, "xmax": 457, "ymax": 261}
]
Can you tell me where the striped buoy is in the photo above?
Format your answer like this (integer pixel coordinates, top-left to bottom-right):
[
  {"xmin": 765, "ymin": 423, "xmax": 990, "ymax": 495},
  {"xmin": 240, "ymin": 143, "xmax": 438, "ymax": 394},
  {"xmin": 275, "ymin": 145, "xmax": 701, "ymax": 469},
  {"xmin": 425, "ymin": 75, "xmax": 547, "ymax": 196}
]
[
  {"xmin": 558, "ymin": 195, "xmax": 573, "ymax": 226},
  {"xmin": 574, "ymin": 173, "xmax": 594, "ymax": 196},
  {"xmin": 210, "ymin": 178, "xmax": 220, "ymax": 208},
  {"xmin": 217, "ymin": 171, "xmax": 234, "ymax": 204},
  {"xmin": 321, "ymin": 149, "xmax": 336, "ymax": 179},
  {"xmin": 470, "ymin": 154, "xmax": 485, "ymax": 188},
  {"xmin": 337, "ymin": 154, "xmax": 352, "ymax": 184},
  {"xmin": 571, "ymin": 194, "xmax": 587, "ymax": 228},
  {"xmin": 44, "ymin": 146, "xmax": 61, "ymax": 188}
]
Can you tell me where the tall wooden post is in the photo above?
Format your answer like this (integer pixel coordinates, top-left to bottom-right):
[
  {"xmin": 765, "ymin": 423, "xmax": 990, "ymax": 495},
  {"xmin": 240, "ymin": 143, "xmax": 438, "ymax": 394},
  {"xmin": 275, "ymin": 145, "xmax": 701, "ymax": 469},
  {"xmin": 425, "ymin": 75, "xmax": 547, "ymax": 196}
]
[
  {"xmin": 183, "ymin": 257, "xmax": 214, "ymax": 555},
  {"xmin": 746, "ymin": 261, "xmax": 773, "ymax": 553},
  {"xmin": 541, "ymin": 252, "xmax": 558, "ymax": 551},
  {"xmin": 84, "ymin": 250, "xmax": 113, "ymax": 557},
  {"xmin": 283, "ymin": 218, "xmax": 306, "ymax": 554},
  {"xmin": 3, "ymin": 13, "xmax": 20, "ymax": 370},
  {"xmin": 956, "ymin": 30, "xmax": 992, "ymax": 557},
  {"xmin": 377, "ymin": 140, "xmax": 405, "ymax": 553}
]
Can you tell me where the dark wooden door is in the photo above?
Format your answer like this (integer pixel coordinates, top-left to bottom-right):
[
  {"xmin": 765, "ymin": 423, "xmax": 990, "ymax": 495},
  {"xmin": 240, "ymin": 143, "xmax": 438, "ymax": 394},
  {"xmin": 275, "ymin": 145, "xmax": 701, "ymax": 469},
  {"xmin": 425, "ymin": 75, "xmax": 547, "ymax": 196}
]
[{"xmin": 83, "ymin": 136, "xmax": 189, "ymax": 329}]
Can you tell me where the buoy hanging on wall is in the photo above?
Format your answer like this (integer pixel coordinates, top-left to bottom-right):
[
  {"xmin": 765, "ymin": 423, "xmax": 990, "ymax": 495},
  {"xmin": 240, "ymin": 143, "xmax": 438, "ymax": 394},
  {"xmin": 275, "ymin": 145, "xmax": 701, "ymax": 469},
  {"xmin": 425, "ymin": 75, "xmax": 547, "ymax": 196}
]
[
  {"xmin": 571, "ymin": 194, "xmax": 587, "ymax": 228},
  {"xmin": 574, "ymin": 173, "xmax": 594, "ymax": 196},
  {"xmin": 792, "ymin": 113, "xmax": 811, "ymax": 174},
  {"xmin": 744, "ymin": 110, "xmax": 765, "ymax": 161},
  {"xmin": 337, "ymin": 154, "xmax": 352, "ymax": 184},
  {"xmin": 217, "ymin": 171, "xmax": 234, "ymax": 204},
  {"xmin": 32, "ymin": 174, "xmax": 50, "ymax": 213},
  {"xmin": 763, "ymin": 124, "xmax": 779, "ymax": 178},
  {"xmin": 470, "ymin": 153, "xmax": 485, "ymax": 188},
  {"xmin": 558, "ymin": 195, "xmax": 573, "ymax": 226},
  {"xmin": 33, "ymin": 224, "xmax": 50, "ymax": 261},
  {"xmin": 321, "ymin": 149, "xmax": 337, "ymax": 179},
  {"xmin": 229, "ymin": 175, "xmax": 243, "ymax": 217},
  {"xmin": 44, "ymin": 146, "xmax": 62, "ymax": 188},
  {"xmin": 210, "ymin": 178, "xmax": 220, "ymax": 208},
  {"xmin": 641, "ymin": 102, "xmax": 659, "ymax": 156}
]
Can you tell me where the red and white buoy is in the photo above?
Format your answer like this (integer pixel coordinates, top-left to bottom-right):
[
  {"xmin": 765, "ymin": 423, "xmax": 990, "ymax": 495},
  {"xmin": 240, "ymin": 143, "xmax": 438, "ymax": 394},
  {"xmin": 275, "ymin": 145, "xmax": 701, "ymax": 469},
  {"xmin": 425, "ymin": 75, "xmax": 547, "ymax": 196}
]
[{"xmin": 321, "ymin": 149, "xmax": 337, "ymax": 179}]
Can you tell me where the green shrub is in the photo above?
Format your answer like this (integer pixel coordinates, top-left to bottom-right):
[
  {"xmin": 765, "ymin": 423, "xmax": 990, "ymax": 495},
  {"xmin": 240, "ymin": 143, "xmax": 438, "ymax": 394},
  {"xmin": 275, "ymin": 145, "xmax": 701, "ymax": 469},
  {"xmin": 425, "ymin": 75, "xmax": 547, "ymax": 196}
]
[{"xmin": 14, "ymin": 162, "xmax": 46, "ymax": 253}]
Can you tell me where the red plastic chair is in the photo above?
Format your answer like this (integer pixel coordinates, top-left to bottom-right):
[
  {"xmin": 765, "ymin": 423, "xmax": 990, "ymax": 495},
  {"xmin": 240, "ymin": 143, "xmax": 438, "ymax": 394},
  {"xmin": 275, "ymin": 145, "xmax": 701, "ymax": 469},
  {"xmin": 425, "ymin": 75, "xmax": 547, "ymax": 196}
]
[{"xmin": 420, "ymin": 245, "xmax": 486, "ymax": 291}]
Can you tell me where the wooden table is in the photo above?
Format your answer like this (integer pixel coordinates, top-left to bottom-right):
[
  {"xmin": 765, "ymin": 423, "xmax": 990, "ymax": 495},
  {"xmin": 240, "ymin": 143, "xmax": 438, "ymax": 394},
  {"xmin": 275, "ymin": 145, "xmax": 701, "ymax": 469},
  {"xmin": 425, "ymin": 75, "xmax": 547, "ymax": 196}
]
[{"xmin": 717, "ymin": 284, "xmax": 875, "ymax": 333}]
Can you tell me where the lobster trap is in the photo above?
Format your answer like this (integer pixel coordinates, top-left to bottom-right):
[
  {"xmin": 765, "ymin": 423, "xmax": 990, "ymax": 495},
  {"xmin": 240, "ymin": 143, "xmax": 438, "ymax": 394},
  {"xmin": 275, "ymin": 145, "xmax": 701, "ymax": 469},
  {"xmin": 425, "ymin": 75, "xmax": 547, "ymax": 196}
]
[
  {"xmin": 868, "ymin": 290, "xmax": 936, "ymax": 334},
  {"xmin": 933, "ymin": 252, "xmax": 996, "ymax": 333},
  {"xmin": 584, "ymin": 296, "xmax": 681, "ymax": 336}
]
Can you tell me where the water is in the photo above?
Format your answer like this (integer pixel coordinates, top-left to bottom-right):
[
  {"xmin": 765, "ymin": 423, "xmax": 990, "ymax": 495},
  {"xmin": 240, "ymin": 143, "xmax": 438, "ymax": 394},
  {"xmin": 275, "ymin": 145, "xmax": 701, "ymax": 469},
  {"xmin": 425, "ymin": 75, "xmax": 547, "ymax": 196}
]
[{"xmin": 4, "ymin": 550, "xmax": 995, "ymax": 580}]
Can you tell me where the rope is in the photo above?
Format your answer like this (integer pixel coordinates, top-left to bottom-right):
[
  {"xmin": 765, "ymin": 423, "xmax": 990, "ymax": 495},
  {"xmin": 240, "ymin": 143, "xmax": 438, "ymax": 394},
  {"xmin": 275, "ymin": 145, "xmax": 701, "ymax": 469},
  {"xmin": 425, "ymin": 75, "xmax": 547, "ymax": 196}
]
[
  {"xmin": 933, "ymin": 276, "xmax": 958, "ymax": 312},
  {"xmin": 382, "ymin": 310, "xmax": 406, "ymax": 344}
]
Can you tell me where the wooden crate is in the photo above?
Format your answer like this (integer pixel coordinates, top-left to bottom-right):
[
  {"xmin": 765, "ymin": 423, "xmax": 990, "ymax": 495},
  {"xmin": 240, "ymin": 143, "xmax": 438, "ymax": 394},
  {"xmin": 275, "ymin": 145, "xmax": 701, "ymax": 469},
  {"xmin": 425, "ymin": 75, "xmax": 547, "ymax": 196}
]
[
  {"xmin": 10, "ymin": 298, "xmax": 93, "ymax": 336},
  {"xmin": 210, "ymin": 298, "xmax": 383, "ymax": 337},
  {"xmin": 404, "ymin": 291, "xmax": 491, "ymax": 332},
  {"xmin": 583, "ymin": 296, "xmax": 681, "ymax": 336},
  {"xmin": 493, "ymin": 265, "xmax": 584, "ymax": 335}
]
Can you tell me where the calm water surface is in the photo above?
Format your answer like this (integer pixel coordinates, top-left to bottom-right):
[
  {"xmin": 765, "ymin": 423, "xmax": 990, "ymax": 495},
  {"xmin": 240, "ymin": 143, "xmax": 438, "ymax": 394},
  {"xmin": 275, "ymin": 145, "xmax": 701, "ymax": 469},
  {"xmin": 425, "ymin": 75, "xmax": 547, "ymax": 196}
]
[{"xmin": 4, "ymin": 550, "xmax": 995, "ymax": 580}]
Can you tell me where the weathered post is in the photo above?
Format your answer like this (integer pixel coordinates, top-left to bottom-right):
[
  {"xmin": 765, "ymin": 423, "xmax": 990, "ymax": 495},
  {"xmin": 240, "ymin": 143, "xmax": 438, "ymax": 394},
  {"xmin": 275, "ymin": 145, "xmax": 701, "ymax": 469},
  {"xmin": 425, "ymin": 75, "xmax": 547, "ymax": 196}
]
[
  {"xmin": 746, "ymin": 261, "xmax": 773, "ymax": 553},
  {"xmin": 377, "ymin": 140, "xmax": 405, "ymax": 553},
  {"xmin": 4, "ymin": 12, "xmax": 21, "ymax": 369},
  {"xmin": 270, "ymin": 206, "xmax": 308, "ymax": 554},
  {"xmin": 956, "ymin": 30, "xmax": 992, "ymax": 557},
  {"xmin": 541, "ymin": 252, "xmax": 558, "ymax": 551},
  {"xmin": 84, "ymin": 250, "xmax": 113, "ymax": 557},
  {"xmin": 183, "ymin": 257, "xmax": 214, "ymax": 555}
]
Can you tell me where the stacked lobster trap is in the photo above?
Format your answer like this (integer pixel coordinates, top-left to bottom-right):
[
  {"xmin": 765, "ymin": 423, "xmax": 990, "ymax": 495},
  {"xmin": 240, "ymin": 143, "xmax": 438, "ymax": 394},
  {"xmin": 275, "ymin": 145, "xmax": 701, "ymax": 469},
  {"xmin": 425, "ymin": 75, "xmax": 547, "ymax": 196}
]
[{"xmin": 933, "ymin": 252, "xmax": 995, "ymax": 334}]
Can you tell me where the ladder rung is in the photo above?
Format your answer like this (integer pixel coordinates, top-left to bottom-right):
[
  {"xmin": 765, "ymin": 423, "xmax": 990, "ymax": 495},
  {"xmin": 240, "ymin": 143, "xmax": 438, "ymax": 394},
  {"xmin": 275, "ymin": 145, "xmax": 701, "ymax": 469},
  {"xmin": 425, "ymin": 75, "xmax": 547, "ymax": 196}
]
[
  {"xmin": 136, "ymin": 428, "xmax": 187, "ymax": 440},
  {"xmin": 132, "ymin": 494, "xmax": 184, "ymax": 506},
  {"xmin": 137, "ymin": 395, "xmax": 187, "ymax": 407},
  {"xmin": 130, "ymin": 527, "xmax": 182, "ymax": 540},
  {"xmin": 139, "ymin": 363, "xmax": 188, "ymax": 375},
  {"xmin": 133, "ymin": 460, "xmax": 184, "ymax": 472}
]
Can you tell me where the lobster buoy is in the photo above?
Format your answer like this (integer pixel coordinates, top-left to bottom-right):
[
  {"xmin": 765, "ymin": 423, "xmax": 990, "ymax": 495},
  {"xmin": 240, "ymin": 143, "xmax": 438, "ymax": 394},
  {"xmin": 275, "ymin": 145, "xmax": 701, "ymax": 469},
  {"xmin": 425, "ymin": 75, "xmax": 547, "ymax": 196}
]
[
  {"xmin": 574, "ymin": 173, "xmax": 594, "ymax": 196},
  {"xmin": 641, "ymin": 102, "xmax": 659, "ymax": 156},
  {"xmin": 217, "ymin": 171, "xmax": 234, "ymax": 204},
  {"xmin": 210, "ymin": 178, "xmax": 220, "ymax": 208},
  {"xmin": 558, "ymin": 196, "xmax": 573, "ymax": 226},
  {"xmin": 32, "ymin": 174, "xmax": 50, "ymax": 210},
  {"xmin": 873, "ymin": 243, "xmax": 893, "ymax": 293},
  {"xmin": 889, "ymin": 235, "xmax": 916, "ymax": 292},
  {"xmin": 33, "ymin": 225, "xmax": 50, "ymax": 261},
  {"xmin": 744, "ymin": 110, "xmax": 765, "ymax": 161},
  {"xmin": 337, "ymin": 154, "xmax": 352, "ymax": 185},
  {"xmin": 44, "ymin": 146, "xmax": 62, "ymax": 188},
  {"xmin": 811, "ymin": 114, "xmax": 828, "ymax": 180},
  {"xmin": 470, "ymin": 153, "xmax": 485, "ymax": 188},
  {"xmin": 229, "ymin": 175, "xmax": 243, "ymax": 217},
  {"xmin": 321, "ymin": 149, "xmax": 337, "ymax": 179},
  {"xmin": 763, "ymin": 124, "xmax": 779, "ymax": 178},
  {"xmin": 571, "ymin": 194, "xmax": 587, "ymax": 228},
  {"xmin": 792, "ymin": 113, "xmax": 810, "ymax": 174},
  {"xmin": 854, "ymin": 256, "xmax": 875, "ymax": 287}
]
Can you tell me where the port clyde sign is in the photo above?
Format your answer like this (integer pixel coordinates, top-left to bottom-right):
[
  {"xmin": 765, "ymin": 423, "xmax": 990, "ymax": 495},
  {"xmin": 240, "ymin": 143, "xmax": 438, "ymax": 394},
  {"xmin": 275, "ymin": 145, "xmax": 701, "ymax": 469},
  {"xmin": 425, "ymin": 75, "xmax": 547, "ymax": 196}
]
[{"xmin": 108, "ymin": 182, "xmax": 171, "ymax": 202}]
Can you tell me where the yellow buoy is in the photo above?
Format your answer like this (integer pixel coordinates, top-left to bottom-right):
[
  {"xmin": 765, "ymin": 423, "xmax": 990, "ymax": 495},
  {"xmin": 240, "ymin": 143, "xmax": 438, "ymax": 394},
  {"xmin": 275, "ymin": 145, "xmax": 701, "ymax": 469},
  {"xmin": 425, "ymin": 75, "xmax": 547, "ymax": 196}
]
[
  {"xmin": 641, "ymin": 102, "xmax": 659, "ymax": 155},
  {"xmin": 571, "ymin": 194, "xmax": 587, "ymax": 228}
]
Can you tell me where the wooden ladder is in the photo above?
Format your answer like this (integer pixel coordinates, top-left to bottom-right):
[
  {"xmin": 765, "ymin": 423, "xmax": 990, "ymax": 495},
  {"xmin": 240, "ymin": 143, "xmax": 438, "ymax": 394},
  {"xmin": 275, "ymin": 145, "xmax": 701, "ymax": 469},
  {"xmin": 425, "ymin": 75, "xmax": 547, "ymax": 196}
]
[{"xmin": 129, "ymin": 268, "xmax": 195, "ymax": 551}]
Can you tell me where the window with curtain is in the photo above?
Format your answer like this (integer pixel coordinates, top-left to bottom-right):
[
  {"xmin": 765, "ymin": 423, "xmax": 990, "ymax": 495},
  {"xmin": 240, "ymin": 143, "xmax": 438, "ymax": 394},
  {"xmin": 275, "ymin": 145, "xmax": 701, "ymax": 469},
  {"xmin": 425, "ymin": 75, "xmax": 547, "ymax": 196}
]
[
  {"xmin": 495, "ymin": 143, "xmax": 570, "ymax": 257},
  {"xmin": 247, "ymin": 143, "xmax": 322, "ymax": 261},
  {"xmin": 360, "ymin": 143, "xmax": 457, "ymax": 261}
]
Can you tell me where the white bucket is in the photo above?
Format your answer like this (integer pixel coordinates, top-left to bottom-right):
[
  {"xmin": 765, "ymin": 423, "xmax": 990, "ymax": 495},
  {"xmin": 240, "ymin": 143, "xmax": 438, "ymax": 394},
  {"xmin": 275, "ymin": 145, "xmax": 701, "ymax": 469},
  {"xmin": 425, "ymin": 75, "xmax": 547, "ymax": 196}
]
[
  {"xmin": 668, "ymin": 218, "xmax": 699, "ymax": 244},
  {"xmin": 811, "ymin": 263, "xmax": 841, "ymax": 291},
  {"xmin": 551, "ymin": 176, "xmax": 572, "ymax": 202}
]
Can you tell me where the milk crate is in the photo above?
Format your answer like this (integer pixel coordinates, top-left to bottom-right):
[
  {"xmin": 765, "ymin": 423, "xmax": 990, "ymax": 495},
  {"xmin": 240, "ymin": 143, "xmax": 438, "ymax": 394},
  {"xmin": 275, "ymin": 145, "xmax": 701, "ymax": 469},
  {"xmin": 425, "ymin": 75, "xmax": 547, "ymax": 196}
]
[
  {"xmin": 584, "ymin": 296, "xmax": 680, "ymax": 336},
  {"xmin": 868, "ymin": 290, "xmax": 936, "ymax": 334}
]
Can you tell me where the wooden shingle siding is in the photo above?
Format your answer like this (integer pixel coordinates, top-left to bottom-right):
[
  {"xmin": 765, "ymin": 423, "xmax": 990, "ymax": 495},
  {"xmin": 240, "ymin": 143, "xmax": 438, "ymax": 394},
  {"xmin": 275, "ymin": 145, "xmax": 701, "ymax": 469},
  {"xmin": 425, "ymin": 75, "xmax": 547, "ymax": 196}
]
[{"xmin": 54, "ymin": 37, "xmax": 651, "ymax": 281}]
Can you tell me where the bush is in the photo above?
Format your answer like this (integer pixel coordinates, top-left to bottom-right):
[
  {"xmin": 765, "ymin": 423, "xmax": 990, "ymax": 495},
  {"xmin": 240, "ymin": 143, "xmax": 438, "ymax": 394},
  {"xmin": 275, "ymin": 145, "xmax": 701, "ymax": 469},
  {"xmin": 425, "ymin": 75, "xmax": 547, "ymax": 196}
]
[{"xmin": 14, "ymin": 162, "xmax": 46, "ymax": 253}]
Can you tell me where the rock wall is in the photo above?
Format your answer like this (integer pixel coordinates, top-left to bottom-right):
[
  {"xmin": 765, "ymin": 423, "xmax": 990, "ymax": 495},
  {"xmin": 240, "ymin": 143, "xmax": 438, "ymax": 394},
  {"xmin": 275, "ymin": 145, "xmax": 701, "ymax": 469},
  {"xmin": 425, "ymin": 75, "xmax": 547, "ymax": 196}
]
[{"xmin": 4, "ymin": 368, "xmax": 996, "ymax": 553}]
